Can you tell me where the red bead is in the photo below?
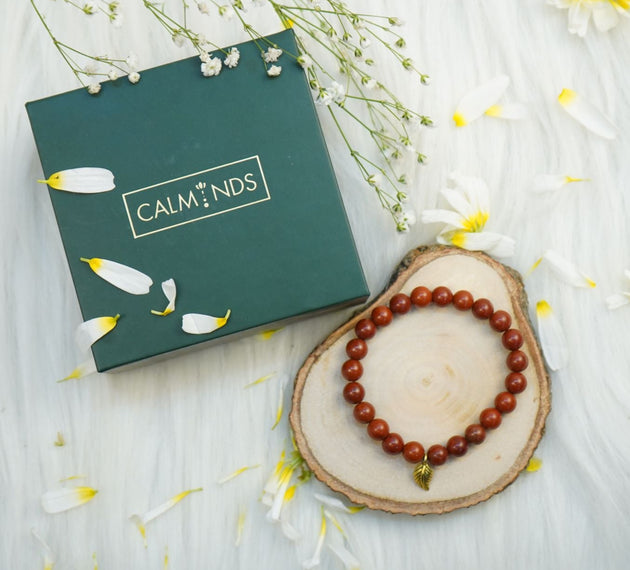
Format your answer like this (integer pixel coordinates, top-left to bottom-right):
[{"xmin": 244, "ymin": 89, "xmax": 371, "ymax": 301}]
[
  {"xmin": 367, "ymin": 418, "xmax": 389, "ymax": 440},
  {"xmin": 447, "ymin": 435, "xmax": 468, "ymax": 457},
  {"xmin": 343, "ymin": 382, "xmax": 365, "ymax": 404},
  {"xmin": 341, "ymin": 359, "xmax": 363, "ymax": 381},
  {"xmin": 465, "ymin": 424, "xmax": 486, "ymax": 444},
  {"xmin": 506, "ymin": 350, "xmax": 528, "ymax": 372},
  {"xmin": 371, "ymin": 305, "xmax": 393, "ymax": 327},
  {"xmin": 427, "ymin": 444, "xmax": 449, "ymax": 466},
  {"xmin": 432, "ymin": 286, "xmax": 453, "ymax": 306},
  {"xmin": 410, "ymin": 286, "xmax": 432, "ymax": 307},
  {"xmin": 480, "ymin": 408, "xmax": 502, "ymax": 429},
  {"xmin": 355, "ymin": 319, "xmax": 376, "ymax": 340},
  {"xmin": 382, "ymin": 433, "xmax": 404, "ymax": 455},
  {"xmin": 495, "ymin": 391, "xmax": 517, "ymax": 413},
  {"xmin": 489, "ymin": 310, "xmax": 512, "ymax": 332},
  {"xmin": 472, "ymin": 298, "xmax": 494, "ymax": 319},
  {"xmin": 453, "ymin": 290, "xmax": 474, "ymax": 311},
  {"xmin": 346, "ymin": 338, "xmax": 368, "ymax": 360},
  {"xmin": 502, "ymin": 329, "xmax": 523, "ymax": 350},
  {"xmin": 353, "ymin": 402, "xmax": 375, "ymax": 423},
  {"xmin": 389, "ymin": 293, "xmax": 411, "ymax": 314},
  {"xmin": 505, "ymin": 372, "xmax": 527, "ymax": 394},
  {"xmin": 403, "ymin": 441, "xmax": 425, "ymax": 463}
]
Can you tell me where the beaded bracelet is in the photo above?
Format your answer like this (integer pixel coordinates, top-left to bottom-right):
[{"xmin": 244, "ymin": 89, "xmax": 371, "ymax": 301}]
[{"xmin": 341, "ymin": 286, "xmax": 528, "ymax": 491}]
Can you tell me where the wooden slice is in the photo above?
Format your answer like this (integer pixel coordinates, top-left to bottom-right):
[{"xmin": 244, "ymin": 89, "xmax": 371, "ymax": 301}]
[{"xmin": 289, "ymin": 245, "xmax": 551, "ymax": 515}]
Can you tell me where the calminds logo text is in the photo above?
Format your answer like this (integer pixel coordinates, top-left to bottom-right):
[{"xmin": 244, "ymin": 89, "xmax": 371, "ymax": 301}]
[{"xmin": 122, "ymin": 155, "xmax": 270, "ymax": 238}]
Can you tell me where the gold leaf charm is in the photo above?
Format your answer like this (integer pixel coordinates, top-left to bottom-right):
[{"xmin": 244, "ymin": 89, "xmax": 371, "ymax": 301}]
[{"xmin": 413, "ymin": 455, "xmax": 433, "ymax": 491}]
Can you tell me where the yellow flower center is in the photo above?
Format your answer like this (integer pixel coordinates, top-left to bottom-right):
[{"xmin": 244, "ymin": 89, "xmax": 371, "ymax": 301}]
[{"xmin": 462, "ymin": 210, "xmax": 489, "ymax": 233}]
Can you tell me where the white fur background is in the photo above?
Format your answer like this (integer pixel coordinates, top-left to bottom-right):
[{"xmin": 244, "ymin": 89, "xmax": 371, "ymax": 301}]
[{"xmin": 2, "ymin": 1, "xmax": 630, "ymax": 568}]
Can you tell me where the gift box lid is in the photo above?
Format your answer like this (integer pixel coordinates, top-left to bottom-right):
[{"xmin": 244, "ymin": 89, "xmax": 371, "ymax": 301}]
[{"xmin": 26, "ymin": 29, "xmax": 368, "ymax": 372}]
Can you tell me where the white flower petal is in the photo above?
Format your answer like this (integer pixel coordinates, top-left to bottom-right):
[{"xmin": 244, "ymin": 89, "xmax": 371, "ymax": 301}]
[
  {"xmin": 235, "ymin": 508, "xmax": 246, "ymax": 546},
  {"xmin": 302, "ymin": 513, "xmax": 327, "ymax": 569},
  {"xmin": 281, "ymin": 517, "xmax": 301, "ymax": 541},
  {"xmin": 447, "ymin": 173, "xmax": 491, "ymax": 218},
  {"xmin": 568, "ymin": 2, "xmax": 591, "ymax": 36},
  {"xmin": 592, "ymin": 2, "xmax": 620, "ymax": 31},
  {"xmin": 41, "ymin": 486, "xmax": 98, "ymax": 513},
  {"xmin": 532, "ymin": 174, "xmax": 587, "ymax": 193},
  {"xmin": 558, "ymin": 88, "xmax": 617, "ymax": 140},
  {"xmin": 453, "ymin": 75, "xmax": 510, "ymax": 126},
  {"xmin": 80, "ymin": 257, "xmax": 152, "ymax": 295},
  {"xmin": 605, "ymin": 292, "xmax": 630, "ymax": 310},
  {"xmin": 536, "ymin": 300, "xmax": 569, "ymax": 371},
  {"xmin": 38, "ymin": 167, "xmax": 115, "ymax": 193},
  {"xmin": 217, "ymin": 464, "xmax": 260, "ymax": 484},
  {"xmin": 75, "ymin": 315, "xmax": 120, "ymax": 352},
  {"xmin": 58, "ymin": 358, "xmax": 97, "ymax": 382},
  {"xmin": 541, "ymin": 250, "xmax": 596, "ymax": 288},
  {"xmin": 130, "ymin": 488, "xmax": 202, "ymax": 547},
  {"xmin": 624, "ymin": 269, "xmax": 630, "ymax": 281},
  {"xmin": 182, "ymin": 310, "xmax": 231, "ymax": 334},
  {"xmin": 151, "ymin": 278, "xmax": 176, "ymax": 315},
  {"xmin": 314, "ymin": 493, "xmax": 363, "ymax": 514},
  {"xmin": 485, "ymin": 102, "xmax": 528, "ymax": 120},
  {"xmin": 328, "ymin": 543, "xmax": 360, "ymax": 570},
  {"xmin": 438, "ymin": 230, "xmax": 515, "ymax": 257}
]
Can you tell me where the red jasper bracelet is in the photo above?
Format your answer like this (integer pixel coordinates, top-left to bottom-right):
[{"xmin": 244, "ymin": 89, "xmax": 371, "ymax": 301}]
[{"xmin": 341, "ymin": 286, "xmax": 528, "ymax": 491}]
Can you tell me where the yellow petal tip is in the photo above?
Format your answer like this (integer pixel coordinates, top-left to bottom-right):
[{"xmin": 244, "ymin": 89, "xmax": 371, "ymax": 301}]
[
  {"xmin": 526, "ymin": 457, "xmax": 543, "ymax": 472},
  {"xmin": 558, "ymin": 88, "xmax": 576, "ymax": 107},
  {"xmin": 453, "ymin": 112, "xmax": 467, "ymax": 127}
]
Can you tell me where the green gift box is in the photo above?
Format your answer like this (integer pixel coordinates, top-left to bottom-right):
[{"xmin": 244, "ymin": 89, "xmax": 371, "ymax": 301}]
[{"xmin": 26, "ymin": 30, "xmax": 368, "ymax": 372}]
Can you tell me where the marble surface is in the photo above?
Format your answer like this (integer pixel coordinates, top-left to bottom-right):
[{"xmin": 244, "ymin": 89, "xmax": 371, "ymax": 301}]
[{"xmin": 2, "ymin": 1, "xmax": 630, "ymax": 568}]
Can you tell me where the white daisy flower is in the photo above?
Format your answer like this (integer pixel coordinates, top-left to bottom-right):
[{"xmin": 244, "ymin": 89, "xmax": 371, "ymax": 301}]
[
  {"xmin": 421, "ymin": 173, "xmax": 515, "ymax": 257},
  {"xmin": 548, "ymin": 0, "xmax": 629, "ymax": 36}
]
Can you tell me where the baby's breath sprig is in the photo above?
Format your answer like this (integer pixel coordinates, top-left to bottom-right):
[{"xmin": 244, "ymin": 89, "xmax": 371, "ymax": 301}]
[{"xmin": 31, "ymin": 0, "xmax": 430, "ymax": 231}]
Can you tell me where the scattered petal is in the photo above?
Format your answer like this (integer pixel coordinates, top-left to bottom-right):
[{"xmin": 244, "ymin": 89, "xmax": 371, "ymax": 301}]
[
  {"xmin": 259, "ymin": 328, "xmax": 283, "ymax": 340},
  {"xmin": 59, "ymin": 474, "xmax": 87, "ymax": 482},
  {"xmin": 532, "ymin": 174, "xmax": 588, "ymax": 193},
  {"xmin": 526, "ymin": 456, "xmax": 543, "ymax": 472},
  {"xmin": 536, "ymin": 300, "xmax": 569, "ymax": 371},
  {"xmin": 54, "ymin": 432, "xmax": 65, "ymax": 447},
  {"xmin": 484, "ymin": 102, "xmax": 528, "ymax": 120},
  {"xmin": 453, "ymin": 75, "xmax": 510, "ymax": 126},
  {"xmin": 302, "ymin": 509, "xmax": 327, "ymax": 569},
  {"xmin": 235, "ymin": 508, "xmax": 246, "ymax": 546},
  {"xmin": 558, "ymin": 88, "xmax": 617, "ymax": 140},
  {"xmin": 328, "ymin": 543, "xmax": 360, "ymax": 570},
  {"xmin": 182, "ymin": 310, "xmax": 231, "ymax": 335},
  {"xmin": 41, "ymin": 486, "xmax": 98, "ymax": 513},
  {"xmin": 151, "ymin": 278, "xmax": 176, "ymax": 316},
  {"xmin": 272, "ymin": 386, "xmax": 284, "ymax": 430},
  {"xmin": 217, "ymin": 464, "xmax": 260, "ymax": 484},
  {"xmin": 75, "ymin": 315, "xmax": 120, "ymax": 352},
  {"xmin": 31, "ymin": 528, "xmax": 56, "ymax": 569},
  {"xmin": 129, "ymin": 488, "xmax": 203, "ymax": 547},
  {"xmin": 58, "ymin": 359, "xmax": 97, "ymax": 382},
  {"xmin": 538, "ymin": 250, "xmax": 596, "ymax": 288},
  {"xmin": 80, "ymin": 257, "xmax": 152, "ymax": 295},
  {"xmin": 38, "ymin": 167, "xmax": 115, "ymax": 193},
  {"xmin": 92, "ymin": 552, "xmax": 98, "ymax": 570},
  {"xmin": 314, "ymin": 493, "xmax": 364, "ymax": 514},
  {"xmin": 281, "ymin": 517, "xmax": 302, "ymax": 541},
  {"xmin": 164, "ymin": 546, "xmax": 169, "ymax": 569},
  {"xmin": 244, "ymin": 373, "xmax": 275, "ymax": 388}
]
